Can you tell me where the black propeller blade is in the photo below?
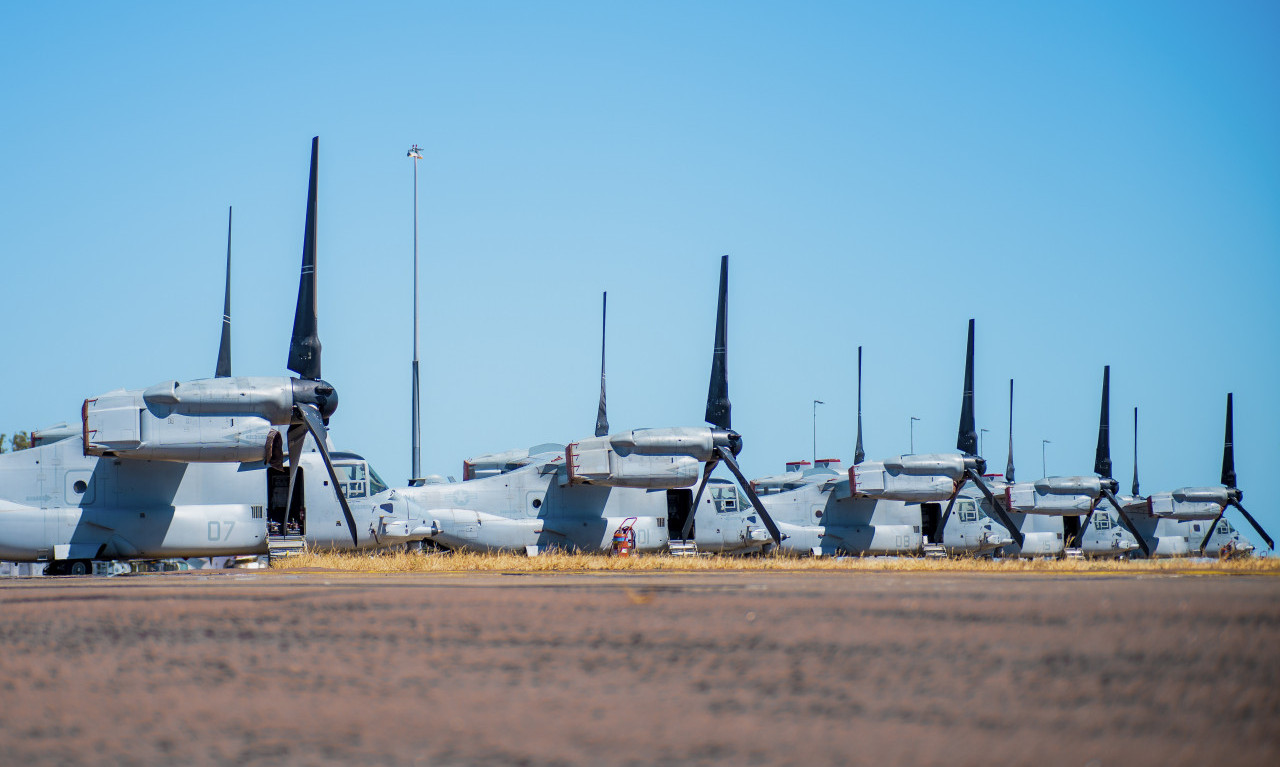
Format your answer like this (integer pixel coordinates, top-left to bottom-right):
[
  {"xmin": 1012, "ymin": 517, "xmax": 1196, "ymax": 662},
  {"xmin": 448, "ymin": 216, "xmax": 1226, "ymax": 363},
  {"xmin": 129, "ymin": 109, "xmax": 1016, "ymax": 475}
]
[
  {"xmin": 595, "ymin": 291, "xmax": 609, "ymax": 438},
  {"xmin": 1005, "ymin": 379, "xmax": 1014, "ymax": 483},
  {"xmin": 215, "ymin": 206, "xmax": 232, "ymax": 378},
  {"xmin": 716, "ymin": 444, "xmax": 783, "ymax": 547},
  {"xmin": 1131, "ymin": 406, "xmax": 1139, "ymax": 497},
  {"xmin": 705, "ymin": 255, "xmax": 731, "ymax": 431},
  {"xmin": 276, "ymin": 137, "xmax": 357, "ymax": 548},
  {"xmin": 956, "ymin": 319, "xmax": 977, "ymax": 456},
  {"xmin": 935, "ymin": 320, "xmax": 1023, "ymax": 548},
  {"xmin": 1076, "ymin": 366, "xmax": 1149, "ymax": 555},
  {"xmin": 1079, "ymin": 366, "xmax": 1112, "ymax": 535},
  {"xmin": 854, "ymin": 346, "xmax": 865, "ymax": 465},
  {"xmin": 681, "ymin": 255, "xmax": 783, "ymax": 549},
  {"xmin": 294, "ymin": 404, "xmax": 359, "ymax": 547},
  {"xmin": 1101, "ymin": 487, "xmax": 1151, "ymax": 557},
  {"xmin": 1201, "ymin": 393, "xmax": 1273, "ymax": 553},
  {"xmin": 288, "ymin": 136, "xmax": 322, "ymax": 381},
  {"xmin": 1094, "ymin": 366, "xmax": 1112, "ymax": 479},
  {"xmin": 681, "ymin": 458, "xmax": 718, "ymax": 541}
]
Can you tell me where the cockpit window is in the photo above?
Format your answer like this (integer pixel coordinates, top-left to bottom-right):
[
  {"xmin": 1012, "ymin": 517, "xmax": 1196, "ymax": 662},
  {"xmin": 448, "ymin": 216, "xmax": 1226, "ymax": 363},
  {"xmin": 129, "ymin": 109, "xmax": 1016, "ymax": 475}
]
[
  {"xmin": 336, "ymin": 462, "xmax": 374, "ymax": 498},
  {"xmin": 1218, "ymin": 520, "xmax": 1233, "ymax": 535},
  {"xmin": 1094, "ymin": 514, "xmax": 1112, "ymax": 531},
  {"xmin": 958, "ymin": 500, "xmax": 977, "ymax": 523},
  {"xmin": 368, "ymin": 465, "xmax": 389, "ymax": 496},
  {"xmin": 711, "ymin": 485, "xmax": 739, "ymax": 513}
]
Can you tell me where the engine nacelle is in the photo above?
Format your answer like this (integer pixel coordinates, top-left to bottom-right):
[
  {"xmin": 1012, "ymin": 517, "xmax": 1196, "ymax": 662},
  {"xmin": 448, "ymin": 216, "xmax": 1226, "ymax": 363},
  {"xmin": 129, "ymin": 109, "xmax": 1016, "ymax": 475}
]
[
  {"xmin": 1147, "ymin": 487, "xmax": 1228, "ymax": 520},
  {"xmin": 566, "ymin": 437, "xmax": 702, "ymax": 488},
  {"xmin": 142, "ymin": 377, "xmax": 296, "ymax": 424},
  {"xmin": 850, "ymin": 454, "xmax": 964, "ymax": 502},
  {"xmin": 607, "ymin": 427, "xmax": 716, "ymax": 460},
  {"xmin": 1006, "ymin": 476, "xmax": 1102, "ymax": 515},
  {"xmin": 83, "ymin": 390, "xmax": 282, "ymax": 464}
]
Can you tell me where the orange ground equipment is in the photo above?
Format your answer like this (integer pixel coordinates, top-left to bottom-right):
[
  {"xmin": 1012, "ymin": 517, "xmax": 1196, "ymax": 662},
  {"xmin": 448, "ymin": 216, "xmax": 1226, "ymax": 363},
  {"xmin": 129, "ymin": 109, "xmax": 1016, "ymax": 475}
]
[{"xmin": 612, "ymin": 517, "xmax": 638, "ymax": 557}]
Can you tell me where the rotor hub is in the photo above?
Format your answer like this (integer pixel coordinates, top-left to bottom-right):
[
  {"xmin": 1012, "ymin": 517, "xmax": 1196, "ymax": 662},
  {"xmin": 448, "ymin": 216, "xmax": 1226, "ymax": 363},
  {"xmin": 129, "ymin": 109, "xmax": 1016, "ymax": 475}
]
[
  {"xmin": 292, "ymin": 378, "xmax": 339, "ymax": 421},
  {"xmin": 712, "ymin": 429, "xmax": 743, "ymax": 457}
]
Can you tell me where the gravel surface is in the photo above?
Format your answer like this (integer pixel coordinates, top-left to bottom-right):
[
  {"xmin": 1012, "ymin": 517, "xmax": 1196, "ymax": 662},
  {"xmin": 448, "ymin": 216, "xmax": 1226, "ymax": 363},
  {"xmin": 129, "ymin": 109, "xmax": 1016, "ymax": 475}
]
[{"xmin": 1, "ymin": 569, "xmax": 1276, "ymax": 766}]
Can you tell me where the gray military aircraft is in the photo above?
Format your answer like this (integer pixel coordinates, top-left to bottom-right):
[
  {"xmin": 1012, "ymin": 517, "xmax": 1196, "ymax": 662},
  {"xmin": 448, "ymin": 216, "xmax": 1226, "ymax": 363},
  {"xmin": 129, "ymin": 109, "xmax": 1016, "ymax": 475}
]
[
  {"xmin": 1109, "ymin": 396, "xmax": 1270, "ymax": 557},
  {"xmin": 404, "ymin": 256, "xmax": 785, "ymax": 554},
  {"xmin": 964, "ymin": 368, "xmax": 1146, "ymax": 558},
  {"xmin": 0, "ymin": 138, "xmax": 432, "ymax": 573},
  {"xmin": 738, "ymin": 321, "xmax": 1023, "ymax": 557}
]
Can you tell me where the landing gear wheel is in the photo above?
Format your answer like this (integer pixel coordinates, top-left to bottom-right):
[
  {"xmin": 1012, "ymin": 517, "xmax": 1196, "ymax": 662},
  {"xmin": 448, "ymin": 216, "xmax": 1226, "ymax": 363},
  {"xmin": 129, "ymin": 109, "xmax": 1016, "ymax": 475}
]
[{"xmin": 68, "ymin": 560, "xmax": 91, "ymax": 576}]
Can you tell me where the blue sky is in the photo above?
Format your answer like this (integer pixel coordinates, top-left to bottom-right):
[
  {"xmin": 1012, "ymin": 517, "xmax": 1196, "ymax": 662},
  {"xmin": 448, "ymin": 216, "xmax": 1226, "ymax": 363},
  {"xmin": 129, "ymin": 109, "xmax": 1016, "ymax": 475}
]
[{"xmin": 3, "ymin": 2, "xmax": 1277, "ymax": 547}]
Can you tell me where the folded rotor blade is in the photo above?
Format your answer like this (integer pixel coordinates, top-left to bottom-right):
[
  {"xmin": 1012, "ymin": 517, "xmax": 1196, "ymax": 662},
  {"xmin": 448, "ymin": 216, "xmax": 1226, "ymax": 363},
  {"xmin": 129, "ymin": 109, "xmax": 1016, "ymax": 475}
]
[
  {"xmin": 854, "ymin": 345, "xmax": 865, "ymax": 465},
  {"xmin": 288, "ymin": 137, "xmax": 322, "ymax": 380},
  {"xmin": 1131, "ymin": 406, "xmax": 1140, "ymax": 497},
  {"xmin": 1094, "ymin": 366, "xmax": 1112, "ymax": 478},
  {"xmin": 1078, "ymin": 498, "xmax": 1101, "ymax": 547},
  {"xmin": 284, "ymin": 424, "xmax": 306, "ymax": 528},
  {"xmin": 966, "ymin": 468, "xmax": 1024, "ymax": 548},
  {"xmin": 1102, "ymin": 488, "xmax": 1150, "ymax": 557},
  {"xmin": 682, "ymin": 458, "xmax": 717, "ymax": 541},
  {"xmin": 704, "ymin": 255, "xmax": 731, "ymax": 430},
  {"xmin": 595, "ymin": 291, "xmax": 609, "ymax": 438},
  {"xmin": 1232, "ymin": 500, "xmax": 1274, "ymax": 551},
  {"xmin": 1199, "ymin": 507, "xmax": 1228, "ymax": 555},
  {"xmin": 717, "ymin": 444, "xmax": 783, "ymax": 547},
  {"xmin": 935, "ymin": 475, "xmax": 968, "ymax": 540},
  {"xmin": 215, "ymin": 206, "xmax": 233, "ymax": 378},
  {"xmin": 1005, "ymin": 379, "xmax": 1015, "ymax": 483},
  {"xmin": 956, "ymin": 319, "xmax": 977, "ymax": 455},
  {"xmin": 295, "ymin": 403, "xmax": 359, "ymax": 547},
  {"xmin": 1221, "ymin": 393, "xmax": 1236, "ymax": 488}
]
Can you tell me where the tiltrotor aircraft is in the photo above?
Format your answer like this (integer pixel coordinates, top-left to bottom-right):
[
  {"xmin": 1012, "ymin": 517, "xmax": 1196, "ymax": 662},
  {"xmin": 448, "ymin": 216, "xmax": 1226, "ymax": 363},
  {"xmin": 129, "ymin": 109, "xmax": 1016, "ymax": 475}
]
[
  {"xmin": 401, "ymin": 256, "xmax": 785, "ymax": 554},
  {"xmin": 1108, "ymin": 396, "xmax": 1271, "ymax": 557},
  {"xmin": 740, "ymin": 320, "xmax": 1023, "ymax": 556},
  {"xmin": 0, "ymin": 138, "xmax": 432, "ymax": 573}
]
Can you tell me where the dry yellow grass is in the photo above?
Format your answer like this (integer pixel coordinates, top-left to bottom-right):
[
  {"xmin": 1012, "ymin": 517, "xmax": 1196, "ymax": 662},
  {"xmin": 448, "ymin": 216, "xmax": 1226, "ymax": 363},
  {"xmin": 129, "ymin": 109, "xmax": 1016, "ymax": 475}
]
[{"xmin": 275, "ymin": 549, "xmax": 1280, "ymax": 575}]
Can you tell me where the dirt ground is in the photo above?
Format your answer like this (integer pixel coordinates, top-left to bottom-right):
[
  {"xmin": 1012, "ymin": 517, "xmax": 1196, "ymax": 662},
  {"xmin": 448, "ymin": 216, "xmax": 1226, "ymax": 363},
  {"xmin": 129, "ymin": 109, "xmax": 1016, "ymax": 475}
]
[{"xmin": 0, "ymin": 569, "xmax": 1276, "ymax": 766}]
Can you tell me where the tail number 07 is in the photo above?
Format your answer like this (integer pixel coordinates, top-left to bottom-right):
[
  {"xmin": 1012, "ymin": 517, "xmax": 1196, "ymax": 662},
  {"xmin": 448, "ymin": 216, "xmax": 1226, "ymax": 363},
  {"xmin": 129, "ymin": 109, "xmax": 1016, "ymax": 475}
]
[{"xmin": 208, "ymin": 521, "xmax": 236, "ymax": 541}]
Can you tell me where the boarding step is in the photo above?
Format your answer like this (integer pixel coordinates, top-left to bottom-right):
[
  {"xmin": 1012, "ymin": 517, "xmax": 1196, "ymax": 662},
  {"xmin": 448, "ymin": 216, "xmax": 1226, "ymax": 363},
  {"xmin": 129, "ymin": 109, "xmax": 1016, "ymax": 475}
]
[
  {"xmin": 1063, "ymin": 547, "xmax": 1085, "ymax": 560},
  {"xmin": 668, "ymin": 540, "xmax": 700, "ymax": 557},
  {"xmin": 922, "ymin": 543, "xmax": 948, "ymax": 559},
  {"xmin": 268, "ymin": 536, "xmax": 307, "ymax": 562}
]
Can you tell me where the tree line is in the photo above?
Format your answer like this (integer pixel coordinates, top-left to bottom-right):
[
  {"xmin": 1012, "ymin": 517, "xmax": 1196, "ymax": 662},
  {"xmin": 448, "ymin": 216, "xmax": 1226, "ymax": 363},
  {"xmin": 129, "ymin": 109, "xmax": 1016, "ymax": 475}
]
[{"xmin": 0, "ymin": 431, "xmax": 32, "ymax": 453}]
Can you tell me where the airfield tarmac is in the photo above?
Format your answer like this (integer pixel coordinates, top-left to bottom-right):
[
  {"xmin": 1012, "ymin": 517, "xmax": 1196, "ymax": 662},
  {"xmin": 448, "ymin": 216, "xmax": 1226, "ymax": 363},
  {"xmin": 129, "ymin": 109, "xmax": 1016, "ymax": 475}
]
[{"xmin": 0, "ymin": 569, "xmax": 1276, "ymax": 766}]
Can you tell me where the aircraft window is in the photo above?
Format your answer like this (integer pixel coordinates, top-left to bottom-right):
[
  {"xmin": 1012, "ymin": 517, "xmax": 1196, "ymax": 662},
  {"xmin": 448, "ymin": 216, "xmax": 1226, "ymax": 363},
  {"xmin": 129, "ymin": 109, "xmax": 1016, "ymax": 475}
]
[
  {"xmin": 368, "ymin": 465, "xmax": 389, "ymax": 496},
  {"xmin": 959, "ymin": 509, "xmax": 978, "ymax": 523},
  {"xmin": 532, "ymin": 498, "xmax": 542, "ymax": 509},
  {"xmin": 958, "ymin": 500, "xmax": 976, "ymax": 514},
  {"xmin": 1095, "ymin": 515, "xmax": 1111, "ymax": 530},
  {"xmin": 337, "ymin": 463, "xmax": 370, "ymax": 498},
  {"xmin": 1193, "ymin": 524, "xmax": 1201, "ymax": 533},
  {"xmin": 72, "ymin": 480, "xmax": 88, "ymax": 494},
  {"xmin": 1217, "ymin": 521, "xmax": 1231, "ymax": 535},
  {"xmin": 711, "ymin": 486, "xmax": 738, "ymax": 513}
]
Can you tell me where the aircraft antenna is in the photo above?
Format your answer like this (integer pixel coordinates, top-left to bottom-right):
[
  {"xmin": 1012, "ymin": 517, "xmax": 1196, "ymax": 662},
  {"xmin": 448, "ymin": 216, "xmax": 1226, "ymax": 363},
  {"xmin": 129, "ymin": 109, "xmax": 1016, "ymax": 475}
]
[
  {"xmin": 408, "ymin": 144, "xmax": 424, "ymax": 484},
  {"xmin": 215, "ymin": 206, "xmax": 232, "ymax": 378}
]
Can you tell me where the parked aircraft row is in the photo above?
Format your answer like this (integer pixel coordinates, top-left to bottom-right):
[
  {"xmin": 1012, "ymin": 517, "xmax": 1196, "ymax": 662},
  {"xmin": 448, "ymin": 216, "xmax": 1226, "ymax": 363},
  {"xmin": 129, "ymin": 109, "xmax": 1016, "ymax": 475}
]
[{"xmin": 0, "ymin": 138, "xmax": 1269, "ymax": 573}]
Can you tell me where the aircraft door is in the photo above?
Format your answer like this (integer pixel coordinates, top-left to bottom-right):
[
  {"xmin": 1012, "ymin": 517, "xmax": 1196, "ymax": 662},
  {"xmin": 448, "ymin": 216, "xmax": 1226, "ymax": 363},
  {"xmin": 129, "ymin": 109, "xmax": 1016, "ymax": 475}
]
[
  {"xmin": 267, "ymin": 466, "xmax": 303, "ymax": 537},
  {"xmin": 920, "ymin": 503, "xmax": 941, "ymax": 543},
  {"xmin": 666, "ymin": 489, "xmax": 692, "ymax": 539},
  {"xmin": 1063, "ymin": 515, "xmax": 1082, "ymax": 547}
]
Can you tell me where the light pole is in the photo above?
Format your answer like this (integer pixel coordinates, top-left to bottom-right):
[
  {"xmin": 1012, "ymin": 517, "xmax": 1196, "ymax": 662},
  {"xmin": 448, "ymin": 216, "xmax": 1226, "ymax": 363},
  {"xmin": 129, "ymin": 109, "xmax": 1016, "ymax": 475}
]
[
  {"xmin": 408, "ymin": 144, "xmax": 423, "ymax": 485},
  {"xmin": 910, "ymin": 416, "xmax": 920, "ymax": 454},
  {"xmin": 812, "ymin": 400, "xmax": 824, "ymax": 463},
  {"xmin": 1042, "ymin": 439, "xmax": 1051, "ymax": 478},
  {"xmin": 980, "ymin": 428, "xmax": 989, "ymax": 457}
]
